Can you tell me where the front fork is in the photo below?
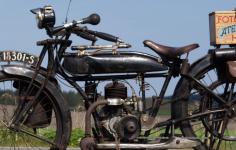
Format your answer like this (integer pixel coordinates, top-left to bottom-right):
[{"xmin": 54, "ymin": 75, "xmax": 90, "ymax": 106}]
[{"xmin": 10, "ymin": 44, "xmax": 54, "ymax": 128}]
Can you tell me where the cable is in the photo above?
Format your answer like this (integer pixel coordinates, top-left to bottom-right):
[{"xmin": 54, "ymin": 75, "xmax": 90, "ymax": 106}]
[
  {"xmin": 144, "ymin": 81, "xmax": 158, "ymax": 97},
  {"xmin": 65, "ymin": 0, "xmax": 72, "ymax": 23}
]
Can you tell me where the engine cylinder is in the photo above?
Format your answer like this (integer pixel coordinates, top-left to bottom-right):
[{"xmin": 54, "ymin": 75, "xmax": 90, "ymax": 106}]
[{"xmin": 105, "ymin": 82, "xmax": 127, "ymax": 99}]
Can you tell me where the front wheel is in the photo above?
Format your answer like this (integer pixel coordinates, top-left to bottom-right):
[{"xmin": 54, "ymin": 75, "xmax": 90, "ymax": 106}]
[
  {"xmin": 172, "ymin": 55, "xmax": 236, "ymax": 150},
  {"xmin": 0, "ymin": 71, "xmax": 71, "ymax": 150}
]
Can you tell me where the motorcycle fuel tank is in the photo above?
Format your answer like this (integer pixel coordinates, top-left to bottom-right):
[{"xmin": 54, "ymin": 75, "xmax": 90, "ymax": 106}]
[{"xmin": 62, "ymin": 51, "xmax": 168, "ymax": 75}]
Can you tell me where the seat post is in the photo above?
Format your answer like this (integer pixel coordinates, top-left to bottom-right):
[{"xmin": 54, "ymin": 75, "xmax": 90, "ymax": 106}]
[{"xmin": 150, "ymin": 66, "xmax": 174, "ymax": 117}]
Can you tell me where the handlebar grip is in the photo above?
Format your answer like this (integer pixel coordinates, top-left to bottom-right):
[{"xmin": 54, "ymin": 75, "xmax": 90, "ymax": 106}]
[
  {"xmin": 74, "ymin": 30, "xmax": 97, "ymax": 42},
  {"xmin": 87, "ymin": 30, "xmax": 119, "ymax": 42}
]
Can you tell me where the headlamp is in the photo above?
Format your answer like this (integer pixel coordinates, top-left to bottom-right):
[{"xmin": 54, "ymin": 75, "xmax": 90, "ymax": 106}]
[{"xmin": 31, "ymin": 5, "xmax": 55, "ymax": 29}]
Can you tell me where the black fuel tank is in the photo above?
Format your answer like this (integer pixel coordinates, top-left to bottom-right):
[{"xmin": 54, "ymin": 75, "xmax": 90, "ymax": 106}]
[{"xmin": 62, "ymin": 51, "xmax": 168, "ymax": 75}]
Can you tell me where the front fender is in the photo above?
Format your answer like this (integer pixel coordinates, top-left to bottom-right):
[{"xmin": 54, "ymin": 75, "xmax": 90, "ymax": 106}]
[
  {"xmin": 1, "ymin": 65, "xmax": 60, "ymax": 90},
  {"xmin": 1, "ymin": 65, "xmax": 71, "ymax": 146}
]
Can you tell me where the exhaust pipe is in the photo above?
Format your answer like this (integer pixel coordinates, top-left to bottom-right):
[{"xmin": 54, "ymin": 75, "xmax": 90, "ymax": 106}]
[{"xmin": 96, "ymin": 137, "xmax": 200, "ymax": 149}]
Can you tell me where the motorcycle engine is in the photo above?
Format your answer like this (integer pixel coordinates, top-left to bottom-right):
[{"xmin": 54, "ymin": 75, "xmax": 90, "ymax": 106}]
[{"xmin": 98, "ymin": 81, "xmax": 141, "ymax": 141}]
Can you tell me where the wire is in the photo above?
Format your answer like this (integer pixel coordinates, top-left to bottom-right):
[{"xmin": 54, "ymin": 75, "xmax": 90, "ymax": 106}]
[
  {"xmin": 120, "ymin": 80, "xmax": 136, "ymax": 95},
  {"xmin": 65, "ymin": 0, "xmax": 72, "ymax": 23},
  {"xmin": 144, "ymin": 81, "xmax": 158, "ymax": 96}
]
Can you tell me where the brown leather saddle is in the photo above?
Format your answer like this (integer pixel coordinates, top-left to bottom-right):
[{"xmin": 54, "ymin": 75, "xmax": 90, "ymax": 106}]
[{"xmin": 143, "ymin": 40, "xmax": 199, "ymax": 59}]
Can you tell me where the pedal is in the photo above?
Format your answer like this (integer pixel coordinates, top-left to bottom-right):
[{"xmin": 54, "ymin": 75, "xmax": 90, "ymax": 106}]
[
  {"xmin": 141, "ymin": 96, "xmax": 161, "ymax": 131},
  {"xmin": 141, "ymin": 114, "xmax": 159, "ymax": 131}
]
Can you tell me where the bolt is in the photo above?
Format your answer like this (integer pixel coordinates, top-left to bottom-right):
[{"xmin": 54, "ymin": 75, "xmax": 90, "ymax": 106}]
[
  {"xmin": 176, "ymin": 140, "xmax": 180, "ymax": 144},
  {"xmin": 142, "ymin": 114, "xmax": 148, "ymax": 122}
]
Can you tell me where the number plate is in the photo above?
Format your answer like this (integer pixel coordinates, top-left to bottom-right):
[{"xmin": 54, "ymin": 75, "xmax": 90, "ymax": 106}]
[{"xmin": 0, "ymin": 51, "xmax": 39, "ymax": 66}]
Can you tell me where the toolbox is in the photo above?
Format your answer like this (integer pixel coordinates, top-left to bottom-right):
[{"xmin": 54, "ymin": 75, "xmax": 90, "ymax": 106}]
[{"xmin": 209, "ymin": 11, "xmax": 236, "ymax": 46}]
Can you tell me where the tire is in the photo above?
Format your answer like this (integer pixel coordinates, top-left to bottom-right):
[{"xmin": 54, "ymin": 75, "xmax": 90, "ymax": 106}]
[
  {"xmin": 0, "ymin": 71, "xmax": 71, "ymax": 150},
  {"xmin": 172, "ymin": 55, "xmax": 236, "ymax": 150}
]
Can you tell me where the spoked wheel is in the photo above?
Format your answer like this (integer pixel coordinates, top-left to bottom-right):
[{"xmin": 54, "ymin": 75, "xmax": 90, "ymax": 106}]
[
  {"xmin": 172, "ymin": 55, "xmax": 236, "ymax": 150},
  {"xmin": 191, "ymin": 81, "xmax": 236, "ymax": 150},
  {"xmin": 202, "ymin": 81, "xmax": 236, "ymax": 142},
  {"xmin": 0, "ymin": 71, "xmax": 71, "ymax": 150}
]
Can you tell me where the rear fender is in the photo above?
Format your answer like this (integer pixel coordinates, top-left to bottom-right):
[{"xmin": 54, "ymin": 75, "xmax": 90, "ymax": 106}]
[{"xmin": 171, "ymin": 54, "xmax": 214, "ymax": 119}]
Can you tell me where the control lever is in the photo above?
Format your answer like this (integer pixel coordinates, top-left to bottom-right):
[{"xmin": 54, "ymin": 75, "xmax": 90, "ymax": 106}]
[{"xmin": 71, "ymin": 43, "xmax": 131, "ymax": 51}]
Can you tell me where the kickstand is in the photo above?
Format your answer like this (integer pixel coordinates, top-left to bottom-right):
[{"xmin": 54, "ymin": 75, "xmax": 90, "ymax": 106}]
[{"xmin": 170, "ymin": 120, "xmax": 176, "ymax": 138}]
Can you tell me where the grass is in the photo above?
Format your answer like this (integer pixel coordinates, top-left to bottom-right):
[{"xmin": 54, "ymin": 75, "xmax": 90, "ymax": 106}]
[
  {"xmin": 194, "ymin": 129, "xmax": 236, "ymax": 150},
  {"xmin": 0, "ymin": 127, "xmax": 84, "ymax": 147},
  {"xmin": 1, "ymin": 127, "xmax": 236, "ymax": 149},
  {"xmin": 0, "ymin": 128, "xmax": 49, "ymax": 146},
  {"xmin": 68, "ymin": 128, "xmax": 84, "ymax": 147}
]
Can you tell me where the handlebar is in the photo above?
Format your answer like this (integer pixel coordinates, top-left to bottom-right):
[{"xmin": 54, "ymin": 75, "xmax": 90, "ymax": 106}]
[
  {"xmin": 49, "ymin": 13, "xmax": 100, "ymax": 35},
  {"xmin": 37, "ymin": 39, "xmax": 72, "ymax": 46},
  {"xmin": 71, "ymin": 25, "xmax": 124, "ymax": 43},
  {"xmin": 43, "ymin": 13, "xmax": 129, "ymax": 47}
]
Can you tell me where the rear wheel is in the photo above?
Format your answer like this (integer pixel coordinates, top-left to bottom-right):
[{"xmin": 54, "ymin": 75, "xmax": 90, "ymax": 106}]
[
  {"xmin": 0, "ymin": 71, "xmax": 71, "ymax": 150},
  {"xmin": 172, "ymin": 55, "xmax": 236, "ymax": 150}
]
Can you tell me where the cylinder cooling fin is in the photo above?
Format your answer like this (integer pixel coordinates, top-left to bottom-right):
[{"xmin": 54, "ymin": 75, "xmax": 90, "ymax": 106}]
[{"xmin": 105, "ymin": 81, "xmax": 127, "ymax": 100}]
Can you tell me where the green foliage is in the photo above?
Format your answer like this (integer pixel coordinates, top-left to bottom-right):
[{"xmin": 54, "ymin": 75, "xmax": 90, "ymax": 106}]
[
  {"xmin": 39, "ymin": 128, "xmax": 85, "ymax": 147},
  {"xmin": 63, "ymin": 91, "xmax": 83, "ymax": 109},
  {"xmin": 0, "ymin": 128, "xmax": 53, "ymax": 146},
  {"xmin": 0, "ymin": 128, "xmax": 85, "ymax": 147},
  {"xmin": 0, "ymin": 90, "xmax": 16, "ymax": 105},
  {"xmin": 68, "ymin": 128, "xmax": 85, "ymax": 147},
  {"xmin": 40, "ymin": 128, "xmax": 56, "ymax": 141}
]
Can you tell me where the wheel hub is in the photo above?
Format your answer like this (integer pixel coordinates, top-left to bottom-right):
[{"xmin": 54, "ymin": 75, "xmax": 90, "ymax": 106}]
[{"xmin": 227, "ymin": 106, "xmax": 236, "ymax": 118}]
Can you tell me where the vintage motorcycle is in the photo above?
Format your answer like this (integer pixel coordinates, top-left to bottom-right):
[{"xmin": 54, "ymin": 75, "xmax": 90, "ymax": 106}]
[{"xmin": 0, "ymin": 5, "xmax": 236, "ymax": 150}]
